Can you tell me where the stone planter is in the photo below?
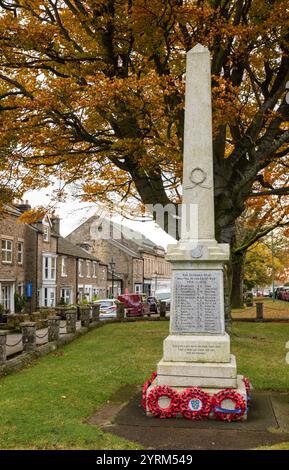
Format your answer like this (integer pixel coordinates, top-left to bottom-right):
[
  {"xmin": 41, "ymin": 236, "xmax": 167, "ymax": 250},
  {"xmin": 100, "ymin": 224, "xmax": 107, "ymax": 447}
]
[
  {"xmin": 7, "ymin": 314, "xmax": 29, "ymax": 329},
  {"xmin": 55, "ymin": 306, "xmax": 71, "ymax": 320}
]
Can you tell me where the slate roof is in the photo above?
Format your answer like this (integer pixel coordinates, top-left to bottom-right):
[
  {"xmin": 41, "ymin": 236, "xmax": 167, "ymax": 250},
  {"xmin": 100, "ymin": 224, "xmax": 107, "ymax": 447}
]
[
  {"xmin": 71, "ymin": 214, "xmax": 164, "ymax": 255},
  {"xmin": 58, "ymin": 236, "xmax": 99, "ymax": 261}
]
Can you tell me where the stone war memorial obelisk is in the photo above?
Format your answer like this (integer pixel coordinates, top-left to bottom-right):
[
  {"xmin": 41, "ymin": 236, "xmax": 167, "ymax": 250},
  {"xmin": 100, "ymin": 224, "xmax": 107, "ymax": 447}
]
[{"xmin": 144, "ymin": 44, "xmax": 249, "ymax": 421}]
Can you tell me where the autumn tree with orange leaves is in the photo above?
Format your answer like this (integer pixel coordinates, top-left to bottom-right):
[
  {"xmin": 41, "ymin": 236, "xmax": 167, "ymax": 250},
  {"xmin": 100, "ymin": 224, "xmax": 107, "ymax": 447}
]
[{"xmin": 0, "ymin": 0, "xmax": 289, "ymax": 307}]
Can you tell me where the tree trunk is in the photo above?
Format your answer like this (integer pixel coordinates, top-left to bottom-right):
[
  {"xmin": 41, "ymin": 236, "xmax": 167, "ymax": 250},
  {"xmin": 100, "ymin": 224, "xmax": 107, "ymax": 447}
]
[
  {"xmin": 223, "ymin": 263, "xmax": 232, "ymax": 319},
  {"xmin": 231, "ymin": 251, "xmax": 245, "ymax": 308}
]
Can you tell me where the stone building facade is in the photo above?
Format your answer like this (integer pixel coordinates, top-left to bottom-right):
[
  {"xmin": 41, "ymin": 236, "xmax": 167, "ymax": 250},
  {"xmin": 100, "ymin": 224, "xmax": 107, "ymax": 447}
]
[
  {"xmin": 0, "ymin": 205, "xmax": 35, "ymax": 313},
  {"xmin": 67, "ymin": 215, "xmax": 171, "ymax": 296},
  {"xmin": 57, "ymin": 236, "xmax": 107, "ymax": 303},
  {"xmin": 36, "ymin": 215, "xmax": 58, "ymax": 309},
  {"xmin": 0, "ymin": 204, "xmax": 108, "ymax": 315}
]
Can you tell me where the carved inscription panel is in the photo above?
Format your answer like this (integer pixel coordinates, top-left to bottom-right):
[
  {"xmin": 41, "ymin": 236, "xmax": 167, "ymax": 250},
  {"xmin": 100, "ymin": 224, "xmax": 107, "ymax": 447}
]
[{"xmin": 171, "ymin": 271, "xmax": 223, "ymax": 334}]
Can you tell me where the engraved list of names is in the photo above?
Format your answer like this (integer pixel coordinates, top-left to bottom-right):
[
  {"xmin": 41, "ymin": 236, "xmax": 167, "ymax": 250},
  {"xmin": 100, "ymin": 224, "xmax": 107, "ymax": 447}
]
[{"xmin": 171, "ymin": 271, "xmax": 223, "ymax": 334}]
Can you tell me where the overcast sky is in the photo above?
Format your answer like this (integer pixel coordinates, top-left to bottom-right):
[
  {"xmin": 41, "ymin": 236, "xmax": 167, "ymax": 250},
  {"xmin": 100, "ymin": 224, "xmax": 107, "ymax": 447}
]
[{"xmin": 24, "ymin": 188, "xmax": 176, "ymax": 249}]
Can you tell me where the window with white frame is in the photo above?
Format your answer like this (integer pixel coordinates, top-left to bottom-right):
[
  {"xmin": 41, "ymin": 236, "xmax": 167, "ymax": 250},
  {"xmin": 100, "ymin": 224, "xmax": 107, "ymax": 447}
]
[
  {"xmin": 92, "ymin": 262, "xmax": 97, "ymax": 278},
  {"xmin": 1, "ymin": 284, "xmax": 13, "ymax": 311},
  {"xmin": 78, "ymin": 259, "xmax": 84, "ymax": 277},
  {"xmin": 17, "ymin": 241, "xmax": 24, "ymax": 264},
  {"xmin": 43, "ymin": 287, "xmax": 48, "ymax": 306},
  {"xmin": 43, "ymin": 287, "xmax": 56, "ymax": 307},
  {"xmin": 135, "ymin": 284, "xmax": 142, "ymax": 294},
  {"xmin": 86, "ymin": 260, "xmax": 91, "ymax": 278},
  {"xmin": 1, "ymin": 239, "xmax": 13, "ymax": 263},
  {"xmin": 61, "ymin": 256, "xmax": 67, "ymax": 277},
  {"xmin": 43, "ymin": 255, "xmax": 57, "ymax": 281},
  {"xmin": 18, "ymin": 283, "xmax": 24, "ymax": 296},
  {"xmin": 60, "ymin": 288, "xmax": 72, "ymax": 305}
]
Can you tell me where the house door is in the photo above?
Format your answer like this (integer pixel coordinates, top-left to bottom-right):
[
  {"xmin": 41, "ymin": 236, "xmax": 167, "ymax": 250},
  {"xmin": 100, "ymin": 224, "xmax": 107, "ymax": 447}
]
[{"xmin": 1, "ymin": 283, "xmax": 14, "ymax": 313}]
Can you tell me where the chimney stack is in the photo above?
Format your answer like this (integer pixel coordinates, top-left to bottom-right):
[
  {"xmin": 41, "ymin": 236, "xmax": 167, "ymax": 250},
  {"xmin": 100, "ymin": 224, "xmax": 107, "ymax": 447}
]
[
  {"xmin": 51, "ymin": 215, "xmax": 61, "ymax": 235},
  {"xmin": 15, "ymin": 200, "xmax": 32, "ymax": 213}
]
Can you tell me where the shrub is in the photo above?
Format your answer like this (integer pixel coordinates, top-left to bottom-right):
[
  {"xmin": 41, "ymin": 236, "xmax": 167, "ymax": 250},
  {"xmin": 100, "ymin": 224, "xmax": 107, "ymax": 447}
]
[{"xmin": 14, "ymin": 293, "xmax": 26, "ymax": 313}]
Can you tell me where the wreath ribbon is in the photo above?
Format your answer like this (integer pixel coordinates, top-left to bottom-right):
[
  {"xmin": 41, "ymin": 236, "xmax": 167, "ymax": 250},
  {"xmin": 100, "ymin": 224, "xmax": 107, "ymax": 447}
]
[{"xmin": 212, "ymin": 389, "xmax": 247, "ymax": 422}]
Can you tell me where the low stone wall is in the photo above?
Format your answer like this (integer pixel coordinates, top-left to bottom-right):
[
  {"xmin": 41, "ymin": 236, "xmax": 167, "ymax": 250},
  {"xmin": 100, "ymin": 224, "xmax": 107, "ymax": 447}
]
[{"xmin": 0, "ymin": 305, "xmax": 168, "ymax": 377}]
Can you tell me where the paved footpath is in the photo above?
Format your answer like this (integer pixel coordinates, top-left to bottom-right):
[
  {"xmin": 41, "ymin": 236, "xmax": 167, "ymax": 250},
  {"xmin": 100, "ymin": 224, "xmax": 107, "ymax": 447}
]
[{"xmin": 87, "ymin": 388, "xmax": 289, "ymax": 450}]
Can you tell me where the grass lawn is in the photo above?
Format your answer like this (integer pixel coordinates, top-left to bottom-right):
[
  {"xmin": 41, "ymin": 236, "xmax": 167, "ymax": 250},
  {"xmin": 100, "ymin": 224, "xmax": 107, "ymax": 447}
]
[
  {"xmin": 232, "ymin": 297, "xmax": 289, "ymax": 320},
  {"xmin": 0, "ymin": 320, "xmax": 289, "ymax": 449}
]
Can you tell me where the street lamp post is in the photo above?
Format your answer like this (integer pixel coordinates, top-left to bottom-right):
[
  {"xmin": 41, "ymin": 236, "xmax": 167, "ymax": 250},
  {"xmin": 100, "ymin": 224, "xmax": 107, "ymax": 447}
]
[
  {"xmin": 109, "ymin": 258, "xmax": 116, "ymax": 298},
  {"xmin": 154, "ymin": 270, "xmax": 158, "ymax": 297}
]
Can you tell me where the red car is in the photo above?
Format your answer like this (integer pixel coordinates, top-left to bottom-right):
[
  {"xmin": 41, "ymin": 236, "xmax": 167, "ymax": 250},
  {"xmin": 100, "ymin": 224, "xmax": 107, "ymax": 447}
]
[
  {"xmin": 281, "ymin": 289, "xmax": 289, "ymax": 301},
  {"xmin": 117, "ymin": 294, "xmax": 143, "ymax": 317}
]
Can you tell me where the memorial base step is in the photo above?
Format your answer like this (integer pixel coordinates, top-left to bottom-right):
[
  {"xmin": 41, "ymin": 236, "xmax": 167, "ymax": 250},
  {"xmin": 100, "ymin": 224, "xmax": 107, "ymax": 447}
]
[
  {"xmin": 163, "ymin": 333, "xmax": 231, "ymax": 363},
  {"xmin": 157, "ymin": 354, "xmax": 237, "ymax": 388}
]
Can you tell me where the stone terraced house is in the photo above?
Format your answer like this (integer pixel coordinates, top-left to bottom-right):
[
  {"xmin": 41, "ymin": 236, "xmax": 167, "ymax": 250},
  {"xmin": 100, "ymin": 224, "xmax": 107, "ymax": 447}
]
[
  {"xmin": 0, "ymin": 204, "xmax": 34, "ymax": 314},
  {"xmin": 67, "ymin": 215, "xmax": 172, "ymax": 296},
  {"xmin": 0, "ymin": 203, "xmax": 108, "ymax": 315},
  {"xmin": 57, "ymin": 236, "xmax": 108, "ymax": 304}
]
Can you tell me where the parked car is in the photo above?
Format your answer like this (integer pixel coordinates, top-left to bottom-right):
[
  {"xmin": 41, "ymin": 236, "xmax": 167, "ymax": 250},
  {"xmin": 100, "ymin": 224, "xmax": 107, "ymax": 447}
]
[
  {"xmin": 93, "ymin": 299, "xmax": 118, "ymax": 320},
  {"xmin": 282, "ymin": 289, "xmax": 289, "ymax": 301},
  {"xmin": 147, "ymin": 296, "xmax": 159, "ymax": 314},
  {"xmin": 244, "ymin": 291, "xmax": 254, "ymax": 307},
  {"xmin": 139, "ymin": 293, "xmax": 150, "ymax": 316},
  {"xmin": 275, "ymin": 287, "xmax": 285, "ymax": 300},
  {"xmin": 278, "ymin": 288, "xmax": 289, "ymax": 301},
  {"xmin": 156, "ymin": 292, "xmax": 171, "ymax": 311},
  {"xmin": 117, "ymin": 294, "xmax": 143, "ymax": 317}
]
